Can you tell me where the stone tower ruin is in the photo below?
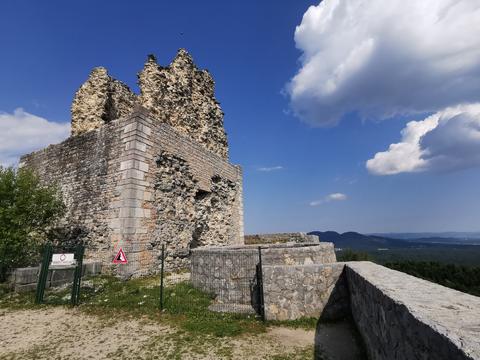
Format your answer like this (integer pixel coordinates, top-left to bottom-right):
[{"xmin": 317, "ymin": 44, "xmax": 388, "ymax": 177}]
[{"xmin": 20, "ymin": 49, "xmax": 244, "ymax": 276}]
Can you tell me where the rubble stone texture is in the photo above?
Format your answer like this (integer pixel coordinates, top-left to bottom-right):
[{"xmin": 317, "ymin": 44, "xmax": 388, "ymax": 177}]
[
  {"xmin": 138, "ymin": 52, "xmax": 228, "ymax": 159},
  {"xmin": 71, "ymin": 50, "xmax": 228, "ymax": 159},
  {"xmin": 153, "ymin": 152, "xmax": 238, "ymax": 270},
  {"xmin": 71, "ymin": 67, "xmax": 136, "ymax": 135}
]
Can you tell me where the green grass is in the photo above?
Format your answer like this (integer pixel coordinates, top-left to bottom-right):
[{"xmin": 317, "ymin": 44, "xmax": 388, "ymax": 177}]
[
  {"xmin": 267, "ymin": 317, "xmax": 318, "ymax": 330},
  {"xmin": 0, "ymin": 275, "xmax": 266, "ymax": 338}
]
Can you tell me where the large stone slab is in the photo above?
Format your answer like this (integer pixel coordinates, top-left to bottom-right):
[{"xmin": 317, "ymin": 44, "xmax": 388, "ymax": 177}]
[{"xmin": 346, "ymin": 262, "xmax": 480, "ymax": 360}]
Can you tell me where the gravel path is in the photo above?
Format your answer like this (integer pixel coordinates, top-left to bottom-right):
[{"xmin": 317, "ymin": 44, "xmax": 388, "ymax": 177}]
[{"xmin": 0, "ymin": 308, "xmax": 314, "ymax": 359}]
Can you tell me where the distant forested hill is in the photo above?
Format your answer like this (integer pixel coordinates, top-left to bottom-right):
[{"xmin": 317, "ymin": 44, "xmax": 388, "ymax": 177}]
[
  {"xmin": 309, "ymin": 231, "xmax": 420, "ymax": 250},
  {"xmin": 385, "ymin": 261, "xmax": 480, "ymax": 297},
  {"xmin": 308, "ymin": 231, "xmax": 480, "ymax": 267}
]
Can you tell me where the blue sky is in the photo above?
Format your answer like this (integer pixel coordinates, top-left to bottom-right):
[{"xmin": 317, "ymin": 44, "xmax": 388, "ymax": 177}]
[{"xmin": 1, "ymin": 0, "xmax": 480, "ymax": 234}]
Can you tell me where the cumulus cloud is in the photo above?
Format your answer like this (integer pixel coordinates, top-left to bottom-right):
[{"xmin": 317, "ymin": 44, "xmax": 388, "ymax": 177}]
[
  {"xmin": 288, "ymin": 0, "xmax": 480, "ymax": 126},
  {"xmin": 257, "ymin": 166, "xmax": 284, "ymax": 172},
  {"xmin": 0, "ymin": 108, "xmax": 70, "ymax": 167},
  {"xmin": 310, "ymin": 192, "xmax": 347, "ymax": 206},
  {"xmin": 366, "ymin": 103, "xmax": 480, "ymax": 175}
]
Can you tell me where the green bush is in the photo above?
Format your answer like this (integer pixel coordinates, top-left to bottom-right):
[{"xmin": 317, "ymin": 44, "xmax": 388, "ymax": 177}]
[
  {"xmin": 0, "ymin": 166, "xmax": 65, "ymax": 281},
  {"xmin": 337, "ymin": 249, "xmax": 372, "ymax": 262},
  {"xmin": 385, "ymin": 261, "xmax": 480, "ymax": 297}
]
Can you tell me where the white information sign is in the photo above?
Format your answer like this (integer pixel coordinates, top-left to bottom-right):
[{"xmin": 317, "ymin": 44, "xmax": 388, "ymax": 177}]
[{"xmin": 50, "ymin": 253, "xmax": 76, "ymax": 267}]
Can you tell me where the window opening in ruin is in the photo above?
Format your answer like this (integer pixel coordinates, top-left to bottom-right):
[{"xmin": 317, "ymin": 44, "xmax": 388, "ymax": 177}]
[{"xmin": 194, "ymin": 189, "xmax": 210, "ymax": 201}]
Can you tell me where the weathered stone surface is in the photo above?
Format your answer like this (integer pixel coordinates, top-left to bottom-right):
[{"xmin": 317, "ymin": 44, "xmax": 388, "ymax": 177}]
[
  {"xmin": 71, "ymin": 67, "xmax": 136, "ymax": 136},
  {"xmin": 191, "ymin": 243, "xmax": 336, "ymax": 310},
  {"xmin": 244, "ymin": 232, "xmax": 319, "ymax": 245},
  {"xmin": 262, "ymin": 263, "xmax": 350, "ymax": 321},
  {"xmin": 71, "ymin": 50, "xmax": 228, "ymax": 159},
  {"xmin": 138, "ymin": 51, "xmax": 228, "ymax": 159},
  {"xmin": 346, "ymin": 262, "xmax": 480, "ymax": 360},
  {"xmin": 152, "ymin": 152, "xmax": 239, "ymax": 270},
  {"xmin": 21, "ymin": 109, "xmax": 243, "ymax": 276}
]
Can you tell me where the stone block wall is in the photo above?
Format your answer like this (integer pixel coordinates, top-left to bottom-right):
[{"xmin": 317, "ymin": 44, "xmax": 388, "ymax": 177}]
[
  {"xmin": 244, "ymin": 232, "xmax": 319, "ymax": 245},
  {"xmin": 259, "ymin": 260, "xmax": 480, "ymax": 360},
  {"xmin": 345, "ymin": 262, "xmax": 480, "ymax": 360},
  {"xmin": 262, "ymin": 263, "xmax": 350, "ymax": 321},
  {"xmin": 19, "ymin": 120, "xmax": 123, "ymax": 265},
  {"xmin": 20, "ymin": 108, "xmax": 243, "ymax": 276}
]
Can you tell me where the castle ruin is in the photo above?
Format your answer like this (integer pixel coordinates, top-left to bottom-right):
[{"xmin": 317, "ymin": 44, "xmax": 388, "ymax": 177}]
[{"xmin": 20, "ymin": 49, "xmax": 244, "ymax": 276}]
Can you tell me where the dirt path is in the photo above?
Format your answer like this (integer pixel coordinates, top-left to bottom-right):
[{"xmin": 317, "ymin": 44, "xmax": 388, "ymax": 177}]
[{"xmin": 0, "ymin": 308, "xmax": 314, "ymax": 359}]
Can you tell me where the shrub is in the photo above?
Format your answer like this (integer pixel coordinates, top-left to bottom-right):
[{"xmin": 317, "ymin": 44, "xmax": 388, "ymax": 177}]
[
  {"xmin": 0, "ymin": 166, "xmax": 65, "ymax": 281},
  {"xmin": 337, "ymin": 249, "xmax": 372, "ymax": 262}
]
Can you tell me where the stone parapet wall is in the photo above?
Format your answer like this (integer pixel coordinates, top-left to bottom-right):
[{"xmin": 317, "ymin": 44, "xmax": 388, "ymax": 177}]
[
  {"xmin": 346, "ymin": 262, "xmax": 480, "ymax": 360},
  {"xmin": 260, "ymin": 261, "xmax": 480, "ymax": 360},
  {"xmin": 262, "ymin": 263, "xmax": 349, "ymax": 321},
  {"xmin": 244, "ymin": 232, "xmax": 319, "ymax": 245}
]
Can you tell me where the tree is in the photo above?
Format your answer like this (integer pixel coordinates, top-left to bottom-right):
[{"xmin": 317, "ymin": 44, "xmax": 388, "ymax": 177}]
[
  {"xmin": 337, "ymin": 249, "xmax": 372, "ymax": 262},
  {"xmin": 0, "ymin": 167, "xmax": 65, "ymax": 281}
]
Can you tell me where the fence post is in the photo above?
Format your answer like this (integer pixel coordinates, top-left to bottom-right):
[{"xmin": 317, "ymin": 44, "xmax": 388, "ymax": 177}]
[
  {"xmin": 257, "ymin": 246, "xmax": 265, "ymax": 321},
  {"xmin": 35, "ymin": 243, "xmax": 52, "ymax": 304},
  {"xmin": 71, "ymin": 245, "xmax": 85, "ymax": 306},
  {"xmin": 159, "ymin": 244, "xmax": 165, "ymax": 310}
]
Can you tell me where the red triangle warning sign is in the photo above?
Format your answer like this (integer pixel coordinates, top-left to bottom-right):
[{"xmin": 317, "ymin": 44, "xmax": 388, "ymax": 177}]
[{"xmin": 113, "ymin": 248, "xmax": 128, "ymax": 264}]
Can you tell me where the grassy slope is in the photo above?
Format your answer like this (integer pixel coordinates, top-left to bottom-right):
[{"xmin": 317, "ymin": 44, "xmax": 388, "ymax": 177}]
[{"xmin": 0, "ymin": 276, "xmax": 316, "ymax": 359}]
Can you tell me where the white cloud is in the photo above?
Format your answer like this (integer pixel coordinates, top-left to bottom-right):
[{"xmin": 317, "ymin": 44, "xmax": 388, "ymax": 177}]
[
  {"xmin": 288, "ymin": 0, "xmax": 480, "ymax": 126},
  {"xmin": 366, "ymin": 103, "xmax": 480, "ymax": 175},
  {"xmin": 257, "ymin": 166, "xmax": 284, "ymax": 172},
  {"xmin": 0, "ymin": 108, "xmax": 70, "ymax": 167},
  {"xmin": 310, "ymin": 192, "xmax": 347, "ymax": 206}
]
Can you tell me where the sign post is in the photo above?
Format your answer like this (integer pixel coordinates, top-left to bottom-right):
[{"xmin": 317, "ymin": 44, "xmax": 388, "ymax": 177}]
[{"xmin": 35, "ymin": 244, "xmax": 85, "ymax": 306}]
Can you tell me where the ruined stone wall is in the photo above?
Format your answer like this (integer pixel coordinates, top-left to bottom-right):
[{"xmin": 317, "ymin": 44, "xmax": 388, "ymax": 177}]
[
  {"xmin": 138, "ymin": 51, "xmax": 228, "ymax": 159},
  {"xmin": 71, "ymin": 67, "xmax": 136, "ymax": 136},
  {"xmin": 19, "ymin": 120, "xmax": 123, "ymax": 266},
  {"xmin": 70, "ymin": 50, "xmax": 228, "ymax": 159},
  {"xmin": 21, "ymin": 108, "xmax": 243, "ymax": 276},
  {"xmin": 346, "ymin": 262, "xmax": 480, "ymax": 360},
  {"xmin": 148, "ymin": 117, "xmax": 243, "ymax": 270}
]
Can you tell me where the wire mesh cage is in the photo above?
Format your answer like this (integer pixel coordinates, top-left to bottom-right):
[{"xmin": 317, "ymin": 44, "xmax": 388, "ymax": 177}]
[{"xmin": 160, "ymin": 245, "xmax": 264, "ymax": 319}]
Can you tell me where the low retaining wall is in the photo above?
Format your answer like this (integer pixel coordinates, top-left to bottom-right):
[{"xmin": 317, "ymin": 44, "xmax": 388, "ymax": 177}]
[
  {"xmin": 191, "ymin": 242, "xmax": 336, "ymax": 306},
  {"xmin": 263, "ymin": 263, "xmax": 350, "ymax": 321},
  {"xmin": 244, "ymin": 232, "xmax": 319, "ymax": 245},
  {"xmin": 260, "ymin": 261, "xmax": 480, "ymax": 359},
  {"xmin": 7, "ymin": 262, "xmax": 102, "ymax": 292},
  {"xmin": 346, "ymin": 262, "xmax": 480, "ymax": 360}
]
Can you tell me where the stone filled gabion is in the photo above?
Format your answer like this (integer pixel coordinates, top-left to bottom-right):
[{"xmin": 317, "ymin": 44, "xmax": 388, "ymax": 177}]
[{"xmin": 191, "ymin": 243, "xmax": 337, "ymax": 306}]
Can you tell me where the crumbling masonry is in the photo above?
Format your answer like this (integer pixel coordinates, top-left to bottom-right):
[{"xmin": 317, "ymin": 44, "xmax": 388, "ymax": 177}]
[{"xmin": 20, "ymin": 49, "xmax": 244, "ymax": 276}]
